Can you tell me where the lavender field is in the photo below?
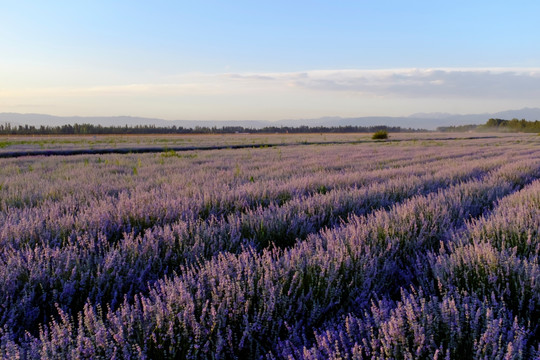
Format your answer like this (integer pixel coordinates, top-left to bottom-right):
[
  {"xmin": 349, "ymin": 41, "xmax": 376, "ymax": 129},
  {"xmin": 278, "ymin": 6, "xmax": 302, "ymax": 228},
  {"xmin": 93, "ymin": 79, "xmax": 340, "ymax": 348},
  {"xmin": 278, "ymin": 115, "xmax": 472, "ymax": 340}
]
[{"xmin": 0, "ymin": 134, "xmax": 539, "ymax": 359}]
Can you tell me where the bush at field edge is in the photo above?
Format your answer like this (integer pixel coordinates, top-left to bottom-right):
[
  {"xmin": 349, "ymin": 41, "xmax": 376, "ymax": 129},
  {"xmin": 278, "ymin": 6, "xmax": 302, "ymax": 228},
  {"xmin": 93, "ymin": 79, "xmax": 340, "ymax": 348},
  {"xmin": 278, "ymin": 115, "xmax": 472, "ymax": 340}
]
[{"xmin": 372, "ymin": 130, "xmax": 389, "ymax": 140}]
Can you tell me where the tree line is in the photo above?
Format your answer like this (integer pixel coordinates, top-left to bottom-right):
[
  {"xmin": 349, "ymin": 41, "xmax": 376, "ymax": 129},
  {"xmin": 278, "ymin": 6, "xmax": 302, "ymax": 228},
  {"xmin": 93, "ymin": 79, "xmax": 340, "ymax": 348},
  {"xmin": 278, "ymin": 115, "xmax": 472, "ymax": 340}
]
[
  {"xmin": 435, "ymin": 124, "xmax": 478, "ymax": 132},
  {"xmin": 0, "ymin": 123, "xmax": 422, "ymax": 135},
  {"xmin": 483, "ymin": 118, "xmax": 540, "ymax": 132},
  {"xmin": 438, "ymin": 118, "xmax": 540, "ymax": 133}
]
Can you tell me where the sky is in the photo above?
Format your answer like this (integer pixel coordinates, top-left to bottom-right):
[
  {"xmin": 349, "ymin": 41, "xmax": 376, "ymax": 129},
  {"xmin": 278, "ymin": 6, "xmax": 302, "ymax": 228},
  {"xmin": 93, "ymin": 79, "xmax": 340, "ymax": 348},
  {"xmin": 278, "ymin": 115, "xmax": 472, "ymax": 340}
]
[{"xmin": 1, "ymin": 1, "xmax": 540, "ymax": 121}]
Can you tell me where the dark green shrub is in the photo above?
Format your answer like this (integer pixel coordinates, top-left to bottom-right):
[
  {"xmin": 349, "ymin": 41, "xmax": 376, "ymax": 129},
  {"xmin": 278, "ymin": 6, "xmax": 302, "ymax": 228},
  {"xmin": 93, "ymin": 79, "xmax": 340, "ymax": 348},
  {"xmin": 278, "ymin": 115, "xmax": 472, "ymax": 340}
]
[{"xmin": 372, "ymin": 130, "xmax": 388, "ymax": 140}]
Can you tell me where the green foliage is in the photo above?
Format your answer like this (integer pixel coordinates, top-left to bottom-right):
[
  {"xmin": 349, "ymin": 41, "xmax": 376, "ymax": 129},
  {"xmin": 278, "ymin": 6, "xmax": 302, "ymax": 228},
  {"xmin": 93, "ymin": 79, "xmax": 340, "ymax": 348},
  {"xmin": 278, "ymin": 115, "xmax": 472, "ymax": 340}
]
[
  {"xmin": 0, "ymin": 123, "xmax": 424, "ymax": 135},
  {"xmin": 483, "ymin": 118, "xmax": 540, "ymax": 132},
  {"xmin": 160, "ymin": 149, "xmax": 180, "ymax": 158},
  {"xmin": 437, "ymin": 124, "xmax": 478, "ymax": 132},
  {"xmin": 372, "ymin": 130, "xmax": 389, "ymax": 139}
]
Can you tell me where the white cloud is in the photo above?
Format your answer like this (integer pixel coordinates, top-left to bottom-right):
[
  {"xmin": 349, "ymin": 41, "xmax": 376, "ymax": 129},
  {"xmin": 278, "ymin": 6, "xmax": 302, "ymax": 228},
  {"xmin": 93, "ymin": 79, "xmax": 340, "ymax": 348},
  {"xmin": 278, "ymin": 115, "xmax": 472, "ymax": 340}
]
[
  {"xmin": 170, "ymin": 67, "xmax": 540, "ymax": 99},
  {"xmin": 2, "ymin": 67, "xmax": 540, "ymax": 119},
  {"xmin": 256, "ymin": 68, "xmax": 540, "ymax": 98},
  {"xmin": 4, "ymin": 67, "xmax": 540, "ymax": 99}
]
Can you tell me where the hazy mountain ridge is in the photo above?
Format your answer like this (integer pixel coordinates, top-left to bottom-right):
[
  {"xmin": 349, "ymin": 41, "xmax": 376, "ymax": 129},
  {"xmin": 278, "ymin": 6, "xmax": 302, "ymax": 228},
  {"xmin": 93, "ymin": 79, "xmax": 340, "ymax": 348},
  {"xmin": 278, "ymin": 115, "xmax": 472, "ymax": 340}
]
[{"xmin": 1, "ymin": 108, "xmax": 539, "ymax": 131}]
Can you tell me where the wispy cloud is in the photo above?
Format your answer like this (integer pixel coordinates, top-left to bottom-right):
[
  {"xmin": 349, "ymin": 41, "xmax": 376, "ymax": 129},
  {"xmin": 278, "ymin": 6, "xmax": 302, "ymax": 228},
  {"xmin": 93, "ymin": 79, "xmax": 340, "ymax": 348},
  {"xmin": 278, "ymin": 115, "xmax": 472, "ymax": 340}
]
[
  {"xmin": 2, "ymin": 68, "xmax": 540, "ymax": 120},
  {"xmin": 4, "ymin": 68, "xmax": 539, "ymax": 99},
  {"xmin": 220, "ymin": 68, "xmax": 540, "ymax": 99}
]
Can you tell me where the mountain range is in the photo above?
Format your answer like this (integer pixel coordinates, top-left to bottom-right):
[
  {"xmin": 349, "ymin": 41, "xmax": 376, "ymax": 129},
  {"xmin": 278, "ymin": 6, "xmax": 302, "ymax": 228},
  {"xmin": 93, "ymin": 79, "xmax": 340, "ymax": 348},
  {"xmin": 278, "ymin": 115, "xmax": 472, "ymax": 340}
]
[{"xmin": 1, "ymin": 108, "xmax": 540, "ymax": 131}]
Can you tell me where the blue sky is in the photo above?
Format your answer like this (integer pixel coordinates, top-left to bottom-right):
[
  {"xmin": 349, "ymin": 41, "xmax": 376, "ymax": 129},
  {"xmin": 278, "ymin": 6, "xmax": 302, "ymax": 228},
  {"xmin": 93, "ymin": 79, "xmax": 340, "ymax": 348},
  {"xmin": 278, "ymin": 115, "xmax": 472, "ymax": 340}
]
[{"xmin": 2, "ymin": 1, "xmax": 540, "ymax": 121}]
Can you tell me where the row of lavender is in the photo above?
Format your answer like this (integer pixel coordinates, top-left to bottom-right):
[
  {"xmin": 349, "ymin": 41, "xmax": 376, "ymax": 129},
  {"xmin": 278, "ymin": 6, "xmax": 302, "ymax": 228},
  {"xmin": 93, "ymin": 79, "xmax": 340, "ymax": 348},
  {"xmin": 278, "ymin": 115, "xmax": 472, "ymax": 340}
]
[
  {"xmin": 285, "ymin": 174, "xmax": 540, "ymax": 359},
  {"xmin": 0, "ymin": 137, "xmax": 539, "ymax": 358},
  {"xmin": 1, "ymin": 143, "xmax": 501, "ymax": 334}
]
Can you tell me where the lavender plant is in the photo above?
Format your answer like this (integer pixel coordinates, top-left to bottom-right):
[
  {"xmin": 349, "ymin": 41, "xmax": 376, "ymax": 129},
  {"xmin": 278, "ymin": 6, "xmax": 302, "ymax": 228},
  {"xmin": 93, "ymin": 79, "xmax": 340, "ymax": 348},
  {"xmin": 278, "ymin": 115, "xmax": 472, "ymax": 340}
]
[{"xmin": 0, "ymin": 135, "xmax": 538, "ymax": 358}]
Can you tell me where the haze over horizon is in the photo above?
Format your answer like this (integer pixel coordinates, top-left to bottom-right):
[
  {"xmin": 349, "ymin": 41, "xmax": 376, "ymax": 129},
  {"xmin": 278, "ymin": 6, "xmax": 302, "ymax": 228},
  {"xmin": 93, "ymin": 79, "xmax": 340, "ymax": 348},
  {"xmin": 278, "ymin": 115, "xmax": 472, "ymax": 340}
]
[{"xmin": 2, "ymin": 1, "xmax": 540, "ymax": 123}]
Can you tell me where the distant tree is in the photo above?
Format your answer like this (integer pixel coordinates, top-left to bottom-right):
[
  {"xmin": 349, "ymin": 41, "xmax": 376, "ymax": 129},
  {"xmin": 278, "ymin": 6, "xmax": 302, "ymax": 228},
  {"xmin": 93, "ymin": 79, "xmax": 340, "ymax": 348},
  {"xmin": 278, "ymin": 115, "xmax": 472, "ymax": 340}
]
[
  {"xmin": 436, "ymin": 124, "xmax": 478, "ymax": 132},
  {"xmin": 0, "ymin": 122, "xmax": 427, "ymax": 136},
  {"xmin": 483, "ymin": 118, "xmax": 540, "ymax": 133}
]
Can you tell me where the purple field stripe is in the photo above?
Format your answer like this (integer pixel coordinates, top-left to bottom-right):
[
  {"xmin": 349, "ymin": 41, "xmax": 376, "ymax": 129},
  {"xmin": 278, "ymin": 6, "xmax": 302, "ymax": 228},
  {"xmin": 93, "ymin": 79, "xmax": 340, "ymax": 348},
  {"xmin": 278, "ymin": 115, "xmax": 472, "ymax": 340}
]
[
  {"xmin": 0, "ymin": 135, "xmax": 503, "ymax": 158},
  {"xmin": 11, "ymin": 159, "xmax": 538, "ymax": 358}
]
